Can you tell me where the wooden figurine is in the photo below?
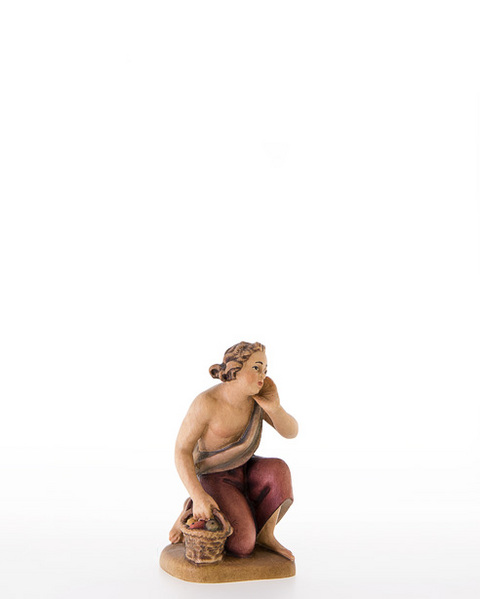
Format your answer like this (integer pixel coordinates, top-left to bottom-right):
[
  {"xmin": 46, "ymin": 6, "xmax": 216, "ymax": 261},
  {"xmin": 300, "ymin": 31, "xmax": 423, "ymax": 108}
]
[{"xmin": 160, "ymin": 341, "xmax": 298, "ymax": 583}]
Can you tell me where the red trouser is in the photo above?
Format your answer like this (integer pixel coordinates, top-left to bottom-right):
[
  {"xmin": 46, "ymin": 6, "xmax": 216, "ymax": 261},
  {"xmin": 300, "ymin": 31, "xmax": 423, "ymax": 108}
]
[{"xmin": 187, "ymin": 456, "xmax": 293, "ymax": 558}]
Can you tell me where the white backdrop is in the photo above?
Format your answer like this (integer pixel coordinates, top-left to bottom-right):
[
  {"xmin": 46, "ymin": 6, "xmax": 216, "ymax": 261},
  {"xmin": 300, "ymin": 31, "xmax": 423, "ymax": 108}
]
[{"xmin": 1, "ymin": 1, "xmax": 480, "ymax": 598}]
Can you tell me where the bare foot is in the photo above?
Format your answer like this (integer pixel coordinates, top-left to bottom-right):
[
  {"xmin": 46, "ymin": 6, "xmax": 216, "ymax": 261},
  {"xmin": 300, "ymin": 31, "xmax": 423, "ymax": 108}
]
[
  {"xmin": 255, "ymin": 503, "xmax": 294, "ymax": 561},
  {"xmin": 169, "ymin": 520, "xmax": 183, "ymax": 544},
  {"xmin": 168, "ymin": 498, "xmax": 191, "ymax": 544},
  {"xmin": 256, "ymin": 534, "xmax": 295, "ymax": 561}
]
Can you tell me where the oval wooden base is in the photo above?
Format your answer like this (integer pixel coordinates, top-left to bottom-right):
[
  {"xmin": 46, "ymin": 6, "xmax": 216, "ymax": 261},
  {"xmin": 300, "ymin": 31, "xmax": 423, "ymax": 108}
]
[{"xmin": 160, "ymin": 542, "xmax": 296, "ymax": 584}]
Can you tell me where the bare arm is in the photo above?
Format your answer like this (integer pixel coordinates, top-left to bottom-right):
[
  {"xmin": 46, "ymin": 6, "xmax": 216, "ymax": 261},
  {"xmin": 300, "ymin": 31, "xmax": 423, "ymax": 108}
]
[
  {"xmin": 262, "ymin": 405, "xmax": 299, "ymax": 438},
  {"xmin": 174, "ymin": 396, "xmax": 219, "ymax": 520},
  {"xmin": 253, "ymin": 377, "xmax": 299, "ymax": 439}
]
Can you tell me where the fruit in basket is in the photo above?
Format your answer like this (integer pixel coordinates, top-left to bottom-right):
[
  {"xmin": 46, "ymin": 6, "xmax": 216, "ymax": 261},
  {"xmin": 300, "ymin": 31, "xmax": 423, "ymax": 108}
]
[
  {"xmin": 185, "ymin": 516, "xmax": 196, "ymax": 527},
  {"xmin": 205, "ymin": 518, "xmax": 221, "ymax": 531},
  {"xmin": 188, "ymin": 519, "xmax": 206, "ymax": 529}
]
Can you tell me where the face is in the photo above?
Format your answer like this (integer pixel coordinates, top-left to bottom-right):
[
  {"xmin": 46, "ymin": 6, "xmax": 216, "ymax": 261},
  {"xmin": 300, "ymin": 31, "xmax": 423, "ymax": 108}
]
[{"xmin": 234, "ymin": 351, "xmax": 268, "ymax": 395}]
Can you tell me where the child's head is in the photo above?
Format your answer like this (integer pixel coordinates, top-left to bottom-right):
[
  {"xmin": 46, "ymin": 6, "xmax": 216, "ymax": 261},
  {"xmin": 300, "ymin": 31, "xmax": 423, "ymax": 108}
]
[{"xmin": 209, "ymin": 341, "xmax": 265, "ymax": 382}]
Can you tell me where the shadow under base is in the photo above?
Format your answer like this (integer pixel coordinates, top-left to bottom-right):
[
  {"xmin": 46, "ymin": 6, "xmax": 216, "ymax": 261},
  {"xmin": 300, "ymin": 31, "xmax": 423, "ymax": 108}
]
[{"xmin": 160, "ymin": 542, "xmax": 296, "ymax": 583}]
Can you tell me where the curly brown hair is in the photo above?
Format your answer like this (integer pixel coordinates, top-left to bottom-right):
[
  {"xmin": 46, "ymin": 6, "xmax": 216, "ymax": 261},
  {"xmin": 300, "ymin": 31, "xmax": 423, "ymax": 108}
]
[{"xmin": 209, "ymin": 341, "xmax": 266, "ymax": 382}]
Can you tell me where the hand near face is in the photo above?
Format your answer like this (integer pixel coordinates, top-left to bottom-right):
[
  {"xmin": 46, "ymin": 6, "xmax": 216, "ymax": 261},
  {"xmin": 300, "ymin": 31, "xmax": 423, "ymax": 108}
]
[{"xmin": 253, "ymin": 376, "xmax": 280, "ymax": 412}]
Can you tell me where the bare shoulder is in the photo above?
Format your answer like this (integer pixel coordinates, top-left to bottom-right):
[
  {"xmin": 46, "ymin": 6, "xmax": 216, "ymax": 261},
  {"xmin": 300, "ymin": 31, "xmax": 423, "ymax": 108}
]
[{"xmin": 190, "ymin": 384, "xmax": 222, "ymax": 418}]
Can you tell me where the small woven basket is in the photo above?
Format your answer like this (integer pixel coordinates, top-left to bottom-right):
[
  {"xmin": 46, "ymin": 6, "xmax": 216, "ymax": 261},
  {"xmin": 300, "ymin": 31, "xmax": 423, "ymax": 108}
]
[{"xmin": 180, "ymin": 508, "xmax": 232, "ymax": 565}]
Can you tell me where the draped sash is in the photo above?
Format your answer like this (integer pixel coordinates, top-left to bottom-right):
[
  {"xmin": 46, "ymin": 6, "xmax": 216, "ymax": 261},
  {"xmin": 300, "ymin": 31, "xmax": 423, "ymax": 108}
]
[{"xmin": 193, "ymin": 403, "xmax": 263, "ymax": 475}]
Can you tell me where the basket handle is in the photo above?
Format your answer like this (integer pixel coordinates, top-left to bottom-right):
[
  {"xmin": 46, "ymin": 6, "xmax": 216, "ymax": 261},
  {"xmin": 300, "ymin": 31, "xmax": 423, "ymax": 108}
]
[
  {"xmin": 181, "ymin": 506, "xmax": 193, "ymax": 525},
  {"xmin": 182, "ymin": 505, "xmax": 232, "ymax": 536},
  {"xmin": 212, "ymin": 508, "xmax": 233, "ymax": 536}
]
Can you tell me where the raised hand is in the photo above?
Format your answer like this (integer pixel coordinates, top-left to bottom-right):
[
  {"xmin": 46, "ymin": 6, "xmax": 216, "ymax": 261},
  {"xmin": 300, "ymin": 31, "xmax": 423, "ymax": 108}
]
[{"xmin": 252, "ymin": 376, "xmax": 280, "ymax": 412}]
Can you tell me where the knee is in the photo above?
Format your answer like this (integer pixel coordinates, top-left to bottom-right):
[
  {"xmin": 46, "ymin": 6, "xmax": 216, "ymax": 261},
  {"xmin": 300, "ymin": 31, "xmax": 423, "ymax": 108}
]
[
  {"xmin": 261, "ymin": 458, "xmax": 291, "ymax": 484},
  {"xmin": 272, "ymin": 458, "xmax": 290, "ymax": 474},
  {"xmin": 225, "ymin": 522, "xmax": 256, "ymax": 558}
]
